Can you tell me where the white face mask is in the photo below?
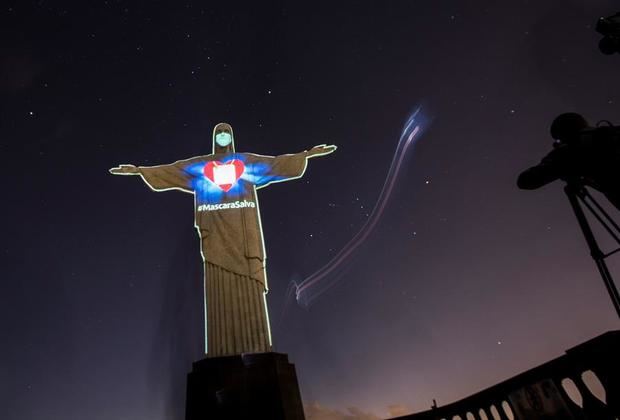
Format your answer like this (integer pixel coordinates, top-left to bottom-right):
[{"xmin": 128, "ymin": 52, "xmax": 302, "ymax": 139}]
[{"xmin": 215, "ymin": 132, "xmax": 232, "ymax": 147}]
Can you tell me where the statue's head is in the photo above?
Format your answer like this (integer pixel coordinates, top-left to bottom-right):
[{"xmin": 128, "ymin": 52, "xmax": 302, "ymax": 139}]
[{"xmin": 213, "ymin": 122, "xmax": 235, "ymax": 154}]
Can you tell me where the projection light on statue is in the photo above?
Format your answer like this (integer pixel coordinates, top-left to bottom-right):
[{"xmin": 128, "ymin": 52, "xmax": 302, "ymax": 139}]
[
  {"xmin": 215, "ymin": 132, "xmax": 232, "ymax": 147},
  {"xmin": 204, "ymin": 160, "xmax": 245, "ymax": 192},
  {"xmin": 109, "ymin": 121, "xmax": 336, "ymax": 357}
]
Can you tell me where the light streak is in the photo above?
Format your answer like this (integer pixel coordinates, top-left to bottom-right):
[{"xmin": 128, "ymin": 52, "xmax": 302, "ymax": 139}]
[{"xmin": 291, "ymin": 108, "xmax": 429, "ymax": 309}]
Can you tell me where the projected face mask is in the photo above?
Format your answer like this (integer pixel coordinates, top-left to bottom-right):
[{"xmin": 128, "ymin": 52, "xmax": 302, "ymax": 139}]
[{"xmin": 215, "ymin": 132, "xmax": 232, "ymax": 147}]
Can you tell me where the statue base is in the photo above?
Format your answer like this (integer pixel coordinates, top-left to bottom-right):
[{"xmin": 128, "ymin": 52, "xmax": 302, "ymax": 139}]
[{"xmin": 185, "ymin": 352, "xmax": 305, "ymax": 420}]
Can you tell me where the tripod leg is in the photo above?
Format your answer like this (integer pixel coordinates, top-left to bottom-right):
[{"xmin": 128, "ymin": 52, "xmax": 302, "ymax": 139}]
[
  {"xmin": 594, "ymin": 259, "xmax": 620, "ymax": 319},
  {"xmin": 565, "ymin": 185, "xmax": 620, "ymax": 319},
  {"xmin": 581, "ymin": 188, "xmax": 620, "ymax": 236},
  {"xmin": 579, "ymin": 191, "xmax": 620, "ymax": 245}
]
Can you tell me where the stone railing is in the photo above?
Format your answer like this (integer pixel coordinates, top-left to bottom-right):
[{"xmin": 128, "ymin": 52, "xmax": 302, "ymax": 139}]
[{"xmin": 389, "ymin": 330, "xmax": 619, "ymax": 420}]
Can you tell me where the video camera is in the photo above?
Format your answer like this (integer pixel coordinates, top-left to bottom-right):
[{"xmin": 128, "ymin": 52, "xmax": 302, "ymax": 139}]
[
  {"xmin": 596, "ymin": 12, "xmax": 620, "ymax": 55},
  {"xmin": 566, "ymin": 122, "xmax": 620, "ymax": 151}
]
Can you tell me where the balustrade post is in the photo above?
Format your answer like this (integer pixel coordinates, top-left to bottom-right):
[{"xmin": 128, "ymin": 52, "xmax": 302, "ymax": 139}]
[{"xmin": 570, "ymin": 374, "xmax": 613, "ymax": 419}]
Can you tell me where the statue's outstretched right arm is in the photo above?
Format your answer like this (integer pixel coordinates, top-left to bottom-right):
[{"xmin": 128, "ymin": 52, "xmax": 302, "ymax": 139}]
[
  {"xmin": 109, "ymin": 160, "xmax": 195, "ymax": 192},
  {"xmin": 109, "ymin": 164, "xmax": 140, "ymax": 175}
]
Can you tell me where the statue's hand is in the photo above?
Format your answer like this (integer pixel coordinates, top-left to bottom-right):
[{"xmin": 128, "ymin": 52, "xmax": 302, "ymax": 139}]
[
  {"xmin": 109, "ymin": 164, "xmax": 139, "ymax": 175},
  {"xmin": 308, "ymin": 144, "xmax": 337, "ymax": 157}
]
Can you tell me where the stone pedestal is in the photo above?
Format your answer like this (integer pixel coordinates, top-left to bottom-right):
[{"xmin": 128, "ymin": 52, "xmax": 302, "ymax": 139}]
[{"xmin": 185, "ymin": 352, "xmax": 305, "ymax": 420}]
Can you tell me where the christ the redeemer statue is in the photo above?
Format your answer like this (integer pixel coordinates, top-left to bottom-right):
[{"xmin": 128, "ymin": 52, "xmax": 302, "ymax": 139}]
[{"xmin": 110, "ymin": 123, "xmax": 336, "ymax": 357}]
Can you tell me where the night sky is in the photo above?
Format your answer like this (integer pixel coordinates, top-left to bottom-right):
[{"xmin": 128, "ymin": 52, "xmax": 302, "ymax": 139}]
[{"xmin": 2, "ymin": 1, "xmax": 620, "ymax": 419}]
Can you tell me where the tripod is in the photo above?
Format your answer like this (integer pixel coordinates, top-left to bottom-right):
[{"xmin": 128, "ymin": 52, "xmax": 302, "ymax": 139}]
[{"xmin": 564, "ymin": 183, "xmax": 620, "ymax": 319}]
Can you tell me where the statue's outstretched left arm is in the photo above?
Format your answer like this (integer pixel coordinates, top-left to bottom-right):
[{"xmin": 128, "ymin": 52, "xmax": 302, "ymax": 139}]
[
  {"xmin": 246, "ymin": 144, "xmax": 336, "ymax": 187},
  {"xmin": 306, "ymin": 144, "xmax": 337, "ymax": 158}
]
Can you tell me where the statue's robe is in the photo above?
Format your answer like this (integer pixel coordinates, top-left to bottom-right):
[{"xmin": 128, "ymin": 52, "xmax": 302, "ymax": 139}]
[{"xmin": 136, "ymin": 151, "xmax": 310, "ymax": 356}]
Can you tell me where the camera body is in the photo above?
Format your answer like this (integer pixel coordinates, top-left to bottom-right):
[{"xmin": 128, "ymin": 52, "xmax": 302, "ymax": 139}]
[
  {"xmin": 553, "ymin": 128, "xmax": 618, "ymax": 158},
  {"xmin": 596, "ymin": 13, "xmax": 620, "ymax": 55}
]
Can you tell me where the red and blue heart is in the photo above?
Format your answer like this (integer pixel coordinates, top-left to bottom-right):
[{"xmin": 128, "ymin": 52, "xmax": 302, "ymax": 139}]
[{"xmin": 203, "ymin": 160, "xmax": 245, "ymax": 192}]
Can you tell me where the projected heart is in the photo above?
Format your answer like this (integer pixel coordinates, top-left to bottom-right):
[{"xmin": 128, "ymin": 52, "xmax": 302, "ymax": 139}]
[{"xmin": 203, "ymin": 160, "xmax": 245, "ymax": 192}]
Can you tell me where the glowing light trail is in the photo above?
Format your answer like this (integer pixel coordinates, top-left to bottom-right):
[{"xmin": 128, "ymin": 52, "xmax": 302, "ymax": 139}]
[{"xmin": 292, "ymin": 108, "xmax": 429, "ymax": 308}]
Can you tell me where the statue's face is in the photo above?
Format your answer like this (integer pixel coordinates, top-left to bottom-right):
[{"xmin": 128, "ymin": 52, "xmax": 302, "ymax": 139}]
[{"xmin": 215, "ymin": 132, "xmax": 232, "ymax": 147}]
